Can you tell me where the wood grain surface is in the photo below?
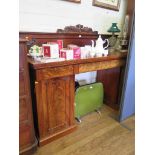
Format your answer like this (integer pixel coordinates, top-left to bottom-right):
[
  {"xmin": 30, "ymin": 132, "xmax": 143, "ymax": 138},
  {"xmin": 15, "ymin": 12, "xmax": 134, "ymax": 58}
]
[
  {"xmin": 33, "ymin": 105, "xmax": 135, "ymax": 155},
  {"xmin": 19, "ymin": 39, "xmax": 37, "ymax": 154},
  {"xmin": 79, "ymin": 59, "xmax": 125, "ymax": 73}
]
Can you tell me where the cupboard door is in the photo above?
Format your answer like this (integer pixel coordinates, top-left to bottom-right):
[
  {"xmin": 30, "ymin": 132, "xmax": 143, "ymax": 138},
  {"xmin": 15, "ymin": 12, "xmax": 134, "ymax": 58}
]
[
  {"xmin": 97, "ymin": 68, "xmax": 121, "ymax": 110},
  {"xmin": 35, "ymin": 75, "xmax": 75, "ymax": 139},
  {"xmin": 47, "ymin": 77, "xmax": 70, "ymax": 133}
]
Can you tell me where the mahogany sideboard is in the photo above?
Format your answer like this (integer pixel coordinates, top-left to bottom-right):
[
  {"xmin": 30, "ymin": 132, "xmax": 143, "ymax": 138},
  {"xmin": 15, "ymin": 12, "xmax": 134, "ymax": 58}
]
[
  {"xmin": 28, "ymin": 52, "xmax": 127, "ymax": 146},
  {"xmin": 19, "ymin": 39, "xmax": 37, "ymax": 154},
  {"xmin": 20, "ymin": 32, "xmax": 128, "ymax": 146}
]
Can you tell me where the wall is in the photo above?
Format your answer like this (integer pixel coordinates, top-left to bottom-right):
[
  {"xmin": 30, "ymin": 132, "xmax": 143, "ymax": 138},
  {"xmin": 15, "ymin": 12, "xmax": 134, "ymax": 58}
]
[
  {"xmin": 19, "ymin": 0, "xmax": 127, "ymax": 34},
  {"xmin": 19, "ymin": 0, "xmax": 128, "ymax": 84}
]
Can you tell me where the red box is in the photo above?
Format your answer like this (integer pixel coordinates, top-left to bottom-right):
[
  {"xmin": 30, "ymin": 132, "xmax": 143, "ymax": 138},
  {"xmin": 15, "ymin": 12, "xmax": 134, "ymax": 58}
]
[
  {"xmin": 60, "ymin": 51, "xmax": 66, "ymax": 59},
  {"xmin": 57, "ymin": 40, "xmax": 63, "ymax": 57},
  {"xmin": 60, "ymin": 49, "xmax": 73, "ymax": 60},
  {"xmin": 42, "ymin": 44, "xmax": 59, "ymax": 58},
  {"xmin": 47, "ymin": 40, "xmax": 63, "ymax": 57},
  {"xmin": 73, "ymin": 47, "xmax": 81, "ymax": 59},
  {"xmin": 43, "ymin": 46, "xmax": 51, "ymax": 57},
  {"xmin": 57, "ymin": 40, "xmax": 63, "ymax": 50}
]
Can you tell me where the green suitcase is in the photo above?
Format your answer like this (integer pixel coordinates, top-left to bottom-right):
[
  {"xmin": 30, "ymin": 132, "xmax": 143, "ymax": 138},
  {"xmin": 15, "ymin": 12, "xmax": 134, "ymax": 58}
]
[{"xmin": 75, "ymin": 82, "xmax": 104, "ymax": 121}]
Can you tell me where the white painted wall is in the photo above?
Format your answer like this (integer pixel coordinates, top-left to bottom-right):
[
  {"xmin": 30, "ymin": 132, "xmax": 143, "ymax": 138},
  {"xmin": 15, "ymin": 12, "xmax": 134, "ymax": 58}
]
[
  {"xmin": 19, "ymin": 0, "xmax": 128, "ymax": 84},
  {"xmin": 19, "ymin": 0, "xmax": 127, "ymax": 34}
]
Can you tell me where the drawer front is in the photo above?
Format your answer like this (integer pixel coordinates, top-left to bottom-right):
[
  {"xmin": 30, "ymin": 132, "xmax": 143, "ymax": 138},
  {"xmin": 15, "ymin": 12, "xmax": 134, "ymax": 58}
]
[
  {"xmin": 36, "ymin": 66, "xmax": 74, "ymax": 80},
  {"xmin": 79, "ymin": 60, "xmax": 126, "ymax": 73}
]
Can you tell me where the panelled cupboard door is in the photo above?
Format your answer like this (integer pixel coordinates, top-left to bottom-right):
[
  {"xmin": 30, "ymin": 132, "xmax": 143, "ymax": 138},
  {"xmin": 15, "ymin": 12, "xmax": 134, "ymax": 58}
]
[
  {"xmin": 35, "ymin": 75, "xmax": 75, "ymax": 140},
  {"xmin": 97, "ymin": 67, "xmax": 121, "ymax": 110}
]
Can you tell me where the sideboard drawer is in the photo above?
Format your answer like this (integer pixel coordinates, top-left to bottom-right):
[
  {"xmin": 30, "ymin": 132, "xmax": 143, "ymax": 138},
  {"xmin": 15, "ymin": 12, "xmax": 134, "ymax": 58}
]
[
  {"xmin": 79, "ymin": 60, "xmax": 126, "ymax": 73},
  {"xmin": 36, "ymin": 66, "xmax": 74, "ymax": 80}
]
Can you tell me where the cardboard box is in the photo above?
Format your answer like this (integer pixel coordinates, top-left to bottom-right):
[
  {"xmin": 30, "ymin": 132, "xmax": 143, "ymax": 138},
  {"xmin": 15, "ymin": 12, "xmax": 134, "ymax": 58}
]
[
  {"xmin": 47, "ymin": 40, "xmax": 63, "ymax": 57},
  {"xmin": 60, "ymin": 49, "xmax": 73, "ymax": 60},
  {"xmin": 60, "ymin": 47, "xmax": 81, "ymax": 60},
  {"xmin": 42, "ymin": 43, "xmax": 59, "ymax": 58},
  {"xmin": 57, "ymin": 40, "xmax": 63, "ymax": 50},
  {"xmin": 73, "ymin": 47, "xmax": 81, "ymax": 59}
]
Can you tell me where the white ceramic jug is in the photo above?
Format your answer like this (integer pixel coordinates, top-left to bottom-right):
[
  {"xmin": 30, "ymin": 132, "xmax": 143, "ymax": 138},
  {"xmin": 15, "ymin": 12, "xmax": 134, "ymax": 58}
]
[{"xmin": 91, "ymin": 35, "xmax": 109, "ymax": 56}]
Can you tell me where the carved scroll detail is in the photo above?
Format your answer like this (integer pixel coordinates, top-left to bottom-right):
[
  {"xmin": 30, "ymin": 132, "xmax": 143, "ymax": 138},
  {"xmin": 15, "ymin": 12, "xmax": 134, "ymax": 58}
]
[{"xmin": 57, "ymin": 24, "xmax": 98, "ymax": 34}]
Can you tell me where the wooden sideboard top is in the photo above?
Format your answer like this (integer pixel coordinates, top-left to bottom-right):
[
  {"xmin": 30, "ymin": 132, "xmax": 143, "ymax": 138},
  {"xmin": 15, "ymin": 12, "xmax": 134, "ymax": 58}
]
[{"xmin": 28, "ymin": 51, "xmax": 128, "ymax": 70}]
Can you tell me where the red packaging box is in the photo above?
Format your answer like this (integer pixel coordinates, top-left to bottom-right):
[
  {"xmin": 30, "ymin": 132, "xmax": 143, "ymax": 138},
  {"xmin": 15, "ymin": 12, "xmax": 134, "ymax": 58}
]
[
  {"xmin": 73, "ymin": 47, "xmax": 81, "ymax": 59},
  {"xmin": 57, "ymin": 40, "xmax": 63, "ymax": 57},
  {"xmin": 57, "ymin": 40, "xmax": 63, "ymax": 50},
  {"xmin": 47, "ymin": 40, "xmax": 63, "ymax": 57},
  {"xmin": 42, "ymin": 43, "xmax": 59, "ymax": 58},
  {"xmin": 60, "ymin": 49, "xmax": 73, "ymax": 60}
]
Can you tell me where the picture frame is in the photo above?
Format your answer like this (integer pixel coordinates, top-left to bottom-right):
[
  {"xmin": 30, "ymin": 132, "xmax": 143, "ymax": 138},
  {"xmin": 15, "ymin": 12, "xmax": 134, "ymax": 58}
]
[
  {"xmin": 63, "ymin": 0, "xmax": 81, "ymax": 3},
  {"xmin": 92, "ymin": 0, "xmax": 121, "ymax": 11}
]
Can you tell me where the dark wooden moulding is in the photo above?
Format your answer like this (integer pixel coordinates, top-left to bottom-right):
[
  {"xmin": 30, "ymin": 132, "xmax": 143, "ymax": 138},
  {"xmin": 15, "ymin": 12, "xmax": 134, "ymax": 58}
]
[{"xmin": 19, "ymin": 39, "xmax": 38, "ymax": 154}]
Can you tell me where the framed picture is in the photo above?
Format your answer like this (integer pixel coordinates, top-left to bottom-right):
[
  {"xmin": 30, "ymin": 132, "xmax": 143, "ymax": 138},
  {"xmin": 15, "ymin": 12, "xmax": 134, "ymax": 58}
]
[
  {"xmin": 64, "ymin": 0, "xmax": 81, "ymax": 3},
  {"xmin": 92, "ymin": 0, "xmax": 121, "ymax": 11}
]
